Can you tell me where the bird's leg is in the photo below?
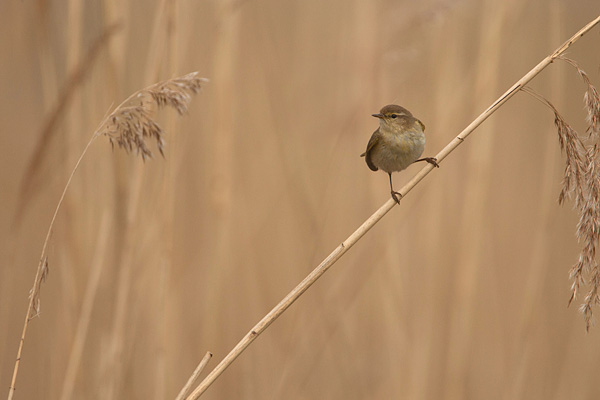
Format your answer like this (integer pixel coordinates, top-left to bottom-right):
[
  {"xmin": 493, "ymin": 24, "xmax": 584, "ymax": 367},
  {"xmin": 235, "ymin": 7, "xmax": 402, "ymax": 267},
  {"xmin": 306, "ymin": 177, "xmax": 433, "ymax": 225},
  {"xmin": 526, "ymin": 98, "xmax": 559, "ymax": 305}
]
[
  {"xmin": 414, "ymin": 157, "xmax": 439, "ymax": 168},
  {"xmin": 388, "ymin": 173, "xmax": 402, "ymax": 204}
]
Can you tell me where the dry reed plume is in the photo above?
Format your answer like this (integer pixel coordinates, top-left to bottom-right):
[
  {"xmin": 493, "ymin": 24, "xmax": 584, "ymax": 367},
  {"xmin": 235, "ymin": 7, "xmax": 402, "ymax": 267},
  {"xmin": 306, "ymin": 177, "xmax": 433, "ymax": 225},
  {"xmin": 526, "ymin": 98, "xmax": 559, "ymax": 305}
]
[
  {"xmin": 104, "ymin": 72, "xmax": 206, "ymax": 159},
  {"xmin": 556, "ymin": 57, "xmax": 600, "ymax": 329},
  {"xmin": 8, "ymin": 72, "xmax": 206, "ymax": 400},
  {"xmin": 522, "ymin": 54, "xmax": 600, "ymax": 330}
]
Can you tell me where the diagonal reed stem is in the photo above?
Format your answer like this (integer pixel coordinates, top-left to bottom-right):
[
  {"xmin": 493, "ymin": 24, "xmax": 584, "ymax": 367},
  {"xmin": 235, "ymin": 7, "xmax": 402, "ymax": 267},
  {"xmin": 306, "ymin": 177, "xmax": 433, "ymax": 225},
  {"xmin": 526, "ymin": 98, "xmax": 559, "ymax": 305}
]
[
  {"xmin": 185, "ymin": 14, "xmax": 600, "ymax": 399},
  {"xmin": 185, "ymin": 15, "xmax": 600, "ymax": 399}
]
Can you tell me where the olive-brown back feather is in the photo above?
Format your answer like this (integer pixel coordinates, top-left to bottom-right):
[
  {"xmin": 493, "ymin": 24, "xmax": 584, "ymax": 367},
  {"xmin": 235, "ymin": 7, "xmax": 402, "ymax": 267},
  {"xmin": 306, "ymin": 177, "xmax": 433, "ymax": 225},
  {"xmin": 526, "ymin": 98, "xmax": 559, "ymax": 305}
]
[{"xmin": 362, "ymin": 129, "xmax": 381, "ymax": 171}]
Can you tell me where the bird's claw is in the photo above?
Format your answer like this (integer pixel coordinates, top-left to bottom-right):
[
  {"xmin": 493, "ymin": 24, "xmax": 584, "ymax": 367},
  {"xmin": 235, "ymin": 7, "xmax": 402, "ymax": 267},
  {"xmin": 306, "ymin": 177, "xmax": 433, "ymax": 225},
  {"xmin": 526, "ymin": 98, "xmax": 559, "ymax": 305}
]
[
  {"xmin": 391, "ymin": 191, "xmax": 403, "ymax": 204},
  {"xmin": 424, "ymin": 157, "xmax": 439, "ymax": 168}
]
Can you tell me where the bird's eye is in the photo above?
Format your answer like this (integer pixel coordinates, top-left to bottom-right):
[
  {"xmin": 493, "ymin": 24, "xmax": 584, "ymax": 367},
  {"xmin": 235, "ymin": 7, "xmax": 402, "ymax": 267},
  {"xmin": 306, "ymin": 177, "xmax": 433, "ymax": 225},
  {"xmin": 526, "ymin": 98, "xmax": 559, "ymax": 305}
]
[{"xmin": 390, "ymin": 114, "xmax": 397, "ymax": 119}]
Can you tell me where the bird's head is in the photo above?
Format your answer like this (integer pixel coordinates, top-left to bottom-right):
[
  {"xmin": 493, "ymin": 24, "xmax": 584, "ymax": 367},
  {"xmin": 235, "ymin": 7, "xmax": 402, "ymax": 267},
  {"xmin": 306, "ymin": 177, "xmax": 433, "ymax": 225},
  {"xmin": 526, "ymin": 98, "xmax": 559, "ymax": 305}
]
[{"xmin": 372, "ymin": 104, "xmax": 418, "ymax": 132}]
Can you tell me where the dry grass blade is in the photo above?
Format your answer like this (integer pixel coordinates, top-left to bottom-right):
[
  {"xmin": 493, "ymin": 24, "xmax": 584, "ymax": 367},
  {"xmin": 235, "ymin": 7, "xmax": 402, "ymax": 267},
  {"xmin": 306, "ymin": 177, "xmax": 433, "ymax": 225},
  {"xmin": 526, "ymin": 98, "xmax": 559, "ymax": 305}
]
[
  {"xmin": 28, "ymin": 256, "xmax": 49, "ymax": 320},
  {"xmin": 7, "ymin": 72, "xmax": 206, "ymax": 400}
]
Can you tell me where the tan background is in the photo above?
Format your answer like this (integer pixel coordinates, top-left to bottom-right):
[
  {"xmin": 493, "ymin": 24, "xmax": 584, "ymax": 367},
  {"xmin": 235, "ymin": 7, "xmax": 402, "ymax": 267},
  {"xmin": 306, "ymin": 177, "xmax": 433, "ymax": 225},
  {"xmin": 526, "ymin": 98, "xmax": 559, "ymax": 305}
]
[{"xmin": 1, "ymin": 1, "xmax": 600, "ymax": 399}]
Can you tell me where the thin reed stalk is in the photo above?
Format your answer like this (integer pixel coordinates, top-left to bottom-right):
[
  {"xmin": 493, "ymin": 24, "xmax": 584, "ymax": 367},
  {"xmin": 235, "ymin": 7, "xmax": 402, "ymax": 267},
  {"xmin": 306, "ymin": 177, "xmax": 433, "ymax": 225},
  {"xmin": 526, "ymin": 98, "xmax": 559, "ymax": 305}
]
[
  {"xmin": 176, "ymin": 352, "xmax": 213, "ymax": 400},
  {"xmin": 7, "ymin": 72, "xmax": 206, "ymax": 400},
  {"xmin": 8, "ymin": 129, "xmax": 98, "ymax": 400},
  {"xmin": 184, "ymin": 15, "xmax": 600, "ymax": 399}
]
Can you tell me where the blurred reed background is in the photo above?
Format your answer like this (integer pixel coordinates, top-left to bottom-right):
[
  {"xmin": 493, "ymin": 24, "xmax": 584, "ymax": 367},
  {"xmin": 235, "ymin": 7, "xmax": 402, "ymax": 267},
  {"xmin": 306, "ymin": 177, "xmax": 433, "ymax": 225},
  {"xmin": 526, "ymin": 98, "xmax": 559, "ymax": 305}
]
[{"xmin": 1, "ymin": 0, "xmax": 600, "ymax": 399}]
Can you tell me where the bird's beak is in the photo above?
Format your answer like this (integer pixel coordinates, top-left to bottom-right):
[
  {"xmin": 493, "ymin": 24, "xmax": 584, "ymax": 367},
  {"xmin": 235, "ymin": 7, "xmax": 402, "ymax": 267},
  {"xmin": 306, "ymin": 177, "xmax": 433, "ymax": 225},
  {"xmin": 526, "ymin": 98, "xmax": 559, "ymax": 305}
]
[{"xmin": 372, "ymin": 113, "xmax": 384, "ymax": 119}]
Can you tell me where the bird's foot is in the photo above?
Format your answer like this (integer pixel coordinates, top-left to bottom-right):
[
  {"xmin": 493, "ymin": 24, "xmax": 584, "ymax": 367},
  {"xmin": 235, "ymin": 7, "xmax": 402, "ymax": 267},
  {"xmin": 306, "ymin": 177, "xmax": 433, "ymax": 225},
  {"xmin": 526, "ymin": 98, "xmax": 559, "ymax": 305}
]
[
  {"xmin": 391, "ymin": 191, "xmax": 403, "ymax": 204},
  {"xmin": 415, "ymin": 157, "xmax": 439, "ymax": 168},
  {"xmin": 424, "ymin": 157, "xmax": 439, "ymax": 168}
]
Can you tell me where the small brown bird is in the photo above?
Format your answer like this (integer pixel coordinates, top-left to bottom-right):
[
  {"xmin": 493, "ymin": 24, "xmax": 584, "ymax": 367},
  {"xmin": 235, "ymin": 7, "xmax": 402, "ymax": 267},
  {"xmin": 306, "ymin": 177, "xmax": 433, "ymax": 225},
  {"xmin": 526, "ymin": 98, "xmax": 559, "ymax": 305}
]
[{"xmin": 361, "ymin": 104, "xmax": 438, "ymax": 203}]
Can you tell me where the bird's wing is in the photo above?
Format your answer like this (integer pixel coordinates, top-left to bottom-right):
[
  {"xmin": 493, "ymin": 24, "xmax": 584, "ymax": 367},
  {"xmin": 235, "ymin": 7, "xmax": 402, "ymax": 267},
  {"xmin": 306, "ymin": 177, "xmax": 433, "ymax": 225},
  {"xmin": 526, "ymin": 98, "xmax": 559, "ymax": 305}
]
[{"xmin": 361, "ymin": 129, "xmax": 381, "ymax": 171}]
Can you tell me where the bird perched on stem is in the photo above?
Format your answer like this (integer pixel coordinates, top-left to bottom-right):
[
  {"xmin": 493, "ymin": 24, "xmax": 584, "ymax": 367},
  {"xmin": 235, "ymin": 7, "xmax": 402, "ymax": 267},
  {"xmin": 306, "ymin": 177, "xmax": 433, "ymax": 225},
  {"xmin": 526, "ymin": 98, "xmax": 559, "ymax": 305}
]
[{"xmin": 361, "ymin": 104, "xmax": 438, "ymax": 203}]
